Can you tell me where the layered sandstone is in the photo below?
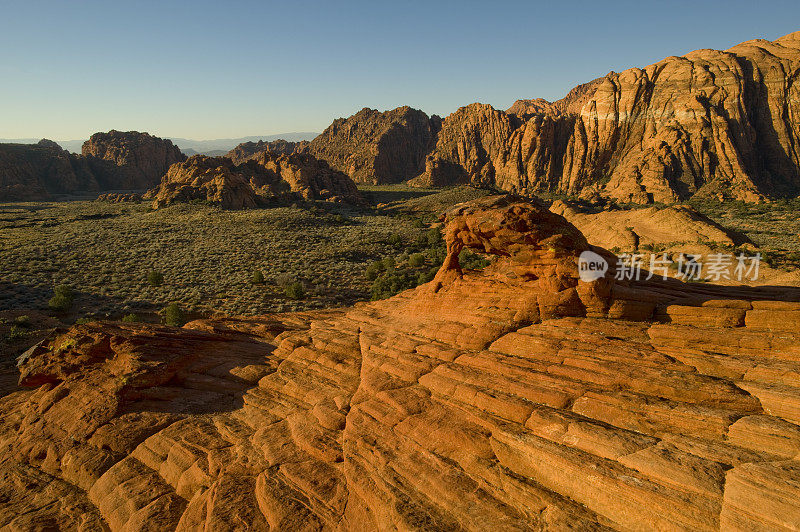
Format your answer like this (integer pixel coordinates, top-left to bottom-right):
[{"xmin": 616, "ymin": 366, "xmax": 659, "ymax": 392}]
[
  {"xmin": 550, "ymin": 199, "xmax": 742, "ymax": 250},
  {"xmin": 418, "ymin": 31, "xmax": 800, "ymax": 202},
  {"xmin": 82, "ymin": 130, "xmax": 186, "ymax": 190},
  {"xmin": 1, "ymin": 196, "xmax": 798, "ymax": 530},
  {"xmin": 148, "ymin": 153, "xmax": 362, "ymax": 209},
  {"xmin": 226, "ymin": 139, "xmax": 309, "ymax": 164},
  {"xmin": 308, "ymin": 106, "xmax": 439, "ymax": 184},
  {"xmin": 0, "ymin": 140, "xmax": 98, "ymax": 201}
]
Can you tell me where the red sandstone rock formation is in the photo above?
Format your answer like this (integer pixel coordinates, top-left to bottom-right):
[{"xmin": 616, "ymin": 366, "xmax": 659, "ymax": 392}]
[
  {"xmin": 0, "ymin": 140, "xmax": 98, "ymax": 201},
  {"xmin": 82, "ymin": 131, "xmax": 186, "ymax": 190},
  {"xmin": 1, "ymin": 195, "xmax": 799, "ymax": 529},
  {"xmin": 308, "ymin": 106, "xmax": 439, "ymax": 184},
  {"xmin": 226, "ymin": 139, "xmax": 309, "ymax": 164},
  {"xmin": 418, "ymin": 31, "xmax": 800, "ymax": 203},
  {"xmin": 147, "ymin": 153, "xmax": 362, "ymax": 209}
]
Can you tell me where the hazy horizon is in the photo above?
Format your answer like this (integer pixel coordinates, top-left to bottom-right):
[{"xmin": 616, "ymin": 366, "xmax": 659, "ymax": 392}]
[{"xmin": 2, "ymin": 0, "xmax": 799, "ymax": 140}]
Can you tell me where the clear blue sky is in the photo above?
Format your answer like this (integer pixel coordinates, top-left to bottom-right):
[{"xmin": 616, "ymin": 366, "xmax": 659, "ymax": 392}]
[{"xmin": 1, "ymin": 0, "xmax": 798, "ymax": 140}]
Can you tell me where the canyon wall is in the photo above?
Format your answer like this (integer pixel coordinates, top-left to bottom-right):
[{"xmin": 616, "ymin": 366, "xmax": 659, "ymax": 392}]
[{"xmin": 419, "ymin": 31, "xmax": 800, "ymax": 202}]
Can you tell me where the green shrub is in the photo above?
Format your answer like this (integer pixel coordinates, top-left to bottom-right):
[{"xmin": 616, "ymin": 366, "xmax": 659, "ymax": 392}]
[
  {"xmin": 121, "ymin": 313, "xmax": 141, "ymax": 323},
  {"xmin": 147, "ymin": 271, "xmax": 164, "ymax": 287},
  {"xmin": 285, "ymin": 282, "xmax": 306, "ymax": 300},
  {"xmin": 75, "ymin": 317, "xmax": 95, "ymax": 324},
  {"xmin": 458, "ymin": 250, "xmax": 491, "ymax": 270},
  {"xmin": 408, "ymin": 253, "xmax": 426, "ymax": 268},
  {"xmin": 163, "ymin": 303, "xmax": 186, "ymax": 327},
  {"xmin": 387, "ymin": 233, "xmax": 404, "ymax": 247},
  {"xmin": 48, "ymin": 285, "xmax": 75, "ymax": 312},
  {"xmin": 6, "ymin": 325, "xmax": 27, "ymax": 340},
  {"xmin": 365, "ymin": 261, "xmax": 384, "ymax": 281},
  {"xmin": 382, "ymin": 256, "xmax": 396, "ymax": 270},
  {"xmin": 14, "ymin": 315, "xmax": 30, "ymax": 327},
  {"xmin": 251, "ymin": 270, "xmax": 265, "ymax": 284},
  {"xmin": 426, "ymin": 228, "xmax": 442, "ymax": 246}
]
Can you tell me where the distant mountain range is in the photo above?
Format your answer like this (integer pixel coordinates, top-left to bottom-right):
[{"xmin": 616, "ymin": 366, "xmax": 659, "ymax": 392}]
[{"xmin": 0, "ymin": 133, "xmax": 319, "ymax": 155}]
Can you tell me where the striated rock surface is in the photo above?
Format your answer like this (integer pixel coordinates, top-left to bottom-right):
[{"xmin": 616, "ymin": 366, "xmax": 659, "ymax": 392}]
[
  {"xmin": 226, "ymin": 139, "xmax": 309, "ymax": 164},
  {"xmin": 308, "ymin": 106, "xmax": 439, "ymax": 184},
  {"xmin": 550, "ymin": 199, "xmax": 743, "ymax": 251},
  {"xmin": 418, "ymin": 31, "xmax": 800, "ymax": 202},
  {"xmin": 0, "ymin": 140, "xmax": 98, "ymax": 201},
  {"xmin": 82, "ymin": 130, "xmax": 186, "ymax": 190},
  {"xmin": 1, "ymin": 195, "xmax": 799, "ymax": 530},
  {"xmin": 148, "ymin": 153, "xmax": 362, "ymax": 209}
]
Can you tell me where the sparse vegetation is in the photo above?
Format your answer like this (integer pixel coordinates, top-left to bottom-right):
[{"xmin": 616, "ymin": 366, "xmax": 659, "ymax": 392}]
[
  {"xmin": 163, "ymin": 303, "xmax": 185, "ymax": 327},
  {"xmin": 284, "ymin": 282, "xmax": 306, "ymax": 300},
  {"xmin": 121, "ymin": 313, "xmax": 141, "ymax": 323},
  {"xmin": 147, "ymin": 271, "xmax": 164, "ymax": 287},
  {"xmin": 251, "ymin": 270, "xmax": 265, "ymax": 284},
  {"xmin": 48, "ymin": 285, "xmax": 75, "ymax": 312}
]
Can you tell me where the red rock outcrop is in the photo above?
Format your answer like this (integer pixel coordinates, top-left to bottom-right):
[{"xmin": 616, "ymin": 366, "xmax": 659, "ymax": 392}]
[
  {"xmin": 226, "ymin": 139, "xmax": 309, "ymax": 164},
  {"xmin": 147, "ymin": 153, "xmax": 362, "ymax": 209},
  {"xmin": 1, "ymin": 195, "xmax": 799, "ymax": 530},
  {"xmin": 82, "ymin": 130, "xmax": 186, "ymax": 190},
  {"xmin": 0, "ymin": 140, "xmax": 98, "ymax": 201},
  {"xmin": 418, "ymin": 31, "xmax": 800, "ymax": 202},
  {"xmin": 550, "ymin": 199, "xmax": 742, "ymax": 250},
  {"xmin": 308, "ymin": 106, "xmax": 439, "ymax": 184}
]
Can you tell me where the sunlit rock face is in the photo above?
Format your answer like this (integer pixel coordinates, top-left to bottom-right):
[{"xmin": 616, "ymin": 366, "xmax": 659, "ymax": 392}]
[
  {"xmin": 1, "ymin": 195, "xmax": 799, "ymax": 530},
  {"xmin": 418, "ymin": 32, "xmax": 800, "ymax": 203},
  {"xmin": 82, "ymin": 130, "xmax": 186, "ymax": 190}
]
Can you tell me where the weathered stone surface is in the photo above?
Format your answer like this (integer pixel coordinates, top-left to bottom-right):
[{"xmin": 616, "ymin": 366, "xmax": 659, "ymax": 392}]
[
  {"xmin": 82, "ymin": 130, "xmax": 186, "ymax": 190},
  {"xmin": 226, "ymin": 139, "xmax": 309, "ymax": 164},
  {"xmin": 551, "ymin": 199, "xmax": 742, "ymax": 250},
  {"xmin": 307, "ymin": 106, "xmax": 439, "ymax": 184},
  {"xmin": 0, "ymin": 140, "xmax": 98, "ymax": 201},
  {"xmin": 1, "ymin": 196, "xmax": 799, "ymax": 530},
  {"xmin": 148, "ymin": 153, "xmax": 362, "ymax": 209},
  {"xmin": 418, "ymin": 31, "xmax": 800, "ymax": 202}
]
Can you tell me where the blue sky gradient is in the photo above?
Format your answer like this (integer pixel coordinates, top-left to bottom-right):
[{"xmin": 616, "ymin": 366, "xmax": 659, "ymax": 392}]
[{"xmin": 1, "ymin": 0, "xmax": 798, "ymax": 139}]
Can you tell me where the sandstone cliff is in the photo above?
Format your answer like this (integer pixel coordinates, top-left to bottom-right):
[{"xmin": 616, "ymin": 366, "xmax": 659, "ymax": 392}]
[
  {"xmin": 1, "ymin": 196, "xmax": 799, "ymax": 530},
  {"xmin": 82, "ymin": 130, "xmax": 186, "ymax": 190},
  {"xmin": 148, "ymin": 153, "xmax": 362, "ymax": 209},
  {"xmin": 418, "ymin": 31, "xmax": 800, "ymax": 203},
  {"xmin": 226, "ymin": 139, "xmax": 309, "ymax": 164},
  {"xmin": 0, "ymin": 140, "xmax": 98, "ymax": 201},
  {"xmin": 308, "ymin": 106, "xmax": 439, "ymax": 184}
]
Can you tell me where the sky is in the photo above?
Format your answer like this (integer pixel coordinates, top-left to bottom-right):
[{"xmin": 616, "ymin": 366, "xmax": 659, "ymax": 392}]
[{"xmin": 1, "ymin": 0, "xmax": 799, "ymax": 140}]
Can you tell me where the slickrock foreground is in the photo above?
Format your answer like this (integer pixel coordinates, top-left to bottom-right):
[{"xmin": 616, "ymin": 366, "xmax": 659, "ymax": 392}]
[{"xmin": 1, "ymin": 196, "xmax": 799, "ymax": 530}]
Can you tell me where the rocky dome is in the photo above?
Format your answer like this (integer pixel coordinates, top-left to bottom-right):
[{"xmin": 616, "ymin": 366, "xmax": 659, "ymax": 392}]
[
  {"xmin": 307, "ymin": 106, "xmax": 439, "ymax": 184},
  {"xmin": 82, "ymin": 130, "xmax": 186, "ymax": 190},
  {"xmin": 1, "ymin": 196, "xmax": 798, "ymax": 529},
  {"xmin": 147, "ymin": 153, "xmax": 362, "ymax": 209}
]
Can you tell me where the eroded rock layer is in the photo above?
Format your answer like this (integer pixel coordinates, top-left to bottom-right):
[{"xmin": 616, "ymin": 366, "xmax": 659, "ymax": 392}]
[
  {"xmin": 307, "ymin": 106, "xmax": 439, "ymax": 184},
  {"xmin": 0, "ymin": 140, "xmax": 98, "ymax": 201},
  {"xmin": 147, "ymin": 153, "xmax": 362, "ymax": 209},
  {"xmin": 1, "ymin": 196, "xmax": 799, "ymax": 530},
  {"xmin": 418, "ymin": 31, "xmax": 800, "ymax": 202},
  {"xmin": 82, "ymin": 130, "xmax": 186, "ymax": 190}
]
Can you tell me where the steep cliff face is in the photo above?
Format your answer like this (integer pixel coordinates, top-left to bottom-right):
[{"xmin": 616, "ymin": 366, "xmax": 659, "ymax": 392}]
[
  {"xmin": 1, "ymin": 196, "xmax": 799, "ymax": 530},
  {"xmin": 147, "ymin": 153, "xmax": 362, "ymax": 209},
  {"xmin": 82, "ymin": 130, "xmax": 186, "ymax": 190},
  {"xmin": 421, "ymin": 31, "xmax": 800, "ymax": 202},
  {"xmin": 0, "ymin": 140, "xmax": 98, "ymax": 201},
  {"xmin": 308, "ymin": 106, "xmax": 439, "ymax": 184}
]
